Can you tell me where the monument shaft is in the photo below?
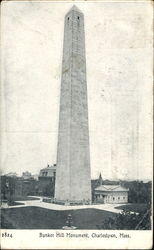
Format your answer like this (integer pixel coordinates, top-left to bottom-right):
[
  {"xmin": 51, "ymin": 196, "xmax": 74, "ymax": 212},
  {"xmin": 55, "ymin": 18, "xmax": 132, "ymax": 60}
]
[{"xmin": 55, "ymin": 6, "xmax": 91, "ymax": 204}]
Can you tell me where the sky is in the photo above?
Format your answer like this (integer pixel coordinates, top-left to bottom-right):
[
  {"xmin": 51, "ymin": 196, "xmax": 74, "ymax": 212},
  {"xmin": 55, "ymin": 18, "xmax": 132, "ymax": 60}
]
[{"xmin": 1, "ymin": 1, "xmax": 153, "ymax": 180}]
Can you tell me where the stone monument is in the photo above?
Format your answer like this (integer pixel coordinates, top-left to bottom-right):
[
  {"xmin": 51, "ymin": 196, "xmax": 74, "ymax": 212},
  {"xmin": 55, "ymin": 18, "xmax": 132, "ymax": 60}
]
[{"xmin": 55, "ymin": 6, "xmax": 91, "ymax": 205}]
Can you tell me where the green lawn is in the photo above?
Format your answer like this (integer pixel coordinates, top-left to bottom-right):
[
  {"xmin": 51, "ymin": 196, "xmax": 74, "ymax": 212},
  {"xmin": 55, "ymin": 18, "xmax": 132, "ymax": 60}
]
[
  {"xmin": 1, "ymin": 206, "xmax": 116, "ymax": 229},
  {"xmin": 115, "ymin": 203, "xmax": 149, "ymax": 213}
]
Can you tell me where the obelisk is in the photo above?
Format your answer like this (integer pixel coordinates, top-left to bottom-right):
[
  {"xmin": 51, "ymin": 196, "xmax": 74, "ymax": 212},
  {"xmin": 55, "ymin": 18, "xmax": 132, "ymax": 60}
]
[{"xmin": 55, "ymin": 6, "xmax": 91, "ymax": 204}]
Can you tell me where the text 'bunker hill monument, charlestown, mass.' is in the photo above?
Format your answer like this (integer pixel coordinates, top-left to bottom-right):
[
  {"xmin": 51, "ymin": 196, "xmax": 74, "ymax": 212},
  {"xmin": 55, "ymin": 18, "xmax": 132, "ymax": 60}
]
[{"xmin": 55, "ymin": 6, "xmax": 92, "ymax": 205}]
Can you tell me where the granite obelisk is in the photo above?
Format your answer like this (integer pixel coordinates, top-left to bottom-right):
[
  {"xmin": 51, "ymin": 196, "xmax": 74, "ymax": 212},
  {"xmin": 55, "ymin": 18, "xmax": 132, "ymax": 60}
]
[{"xmin": 55, "ymin": 6, "xmax": 91, "ymax": 204}]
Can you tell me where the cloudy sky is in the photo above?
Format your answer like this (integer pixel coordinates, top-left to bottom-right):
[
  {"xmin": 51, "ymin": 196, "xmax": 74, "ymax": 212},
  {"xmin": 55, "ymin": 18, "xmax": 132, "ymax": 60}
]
[{"xmin": 1, "ymin": 1, "xmax": 153, "ymax": 180}]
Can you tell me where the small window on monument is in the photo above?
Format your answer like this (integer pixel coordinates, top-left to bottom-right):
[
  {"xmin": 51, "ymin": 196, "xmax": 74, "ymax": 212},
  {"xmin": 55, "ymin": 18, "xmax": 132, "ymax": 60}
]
[
  {"xmin": 78, "ymin": 16, "xmax": 79, "ymax": 20},
  {"xmin": 68, "ymin": 17, "xmax": 69, "ymax": 20}
]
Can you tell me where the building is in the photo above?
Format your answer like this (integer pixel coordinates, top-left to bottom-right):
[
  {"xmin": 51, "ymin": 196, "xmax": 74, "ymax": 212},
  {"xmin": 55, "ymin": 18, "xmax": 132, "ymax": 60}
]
[
  {"xmin": 94, "ymin": 185, "xmax": 129, "ymax": 204},
  {"xmin": 32, "ymin": 174, "xmax": 39, "ymax": 180},
  {"xmin": 55, "ymin": 6, "xmax": 91, "ymax": 205},
  {"xmin": 22, "ymin": 171, "xmax": 33, "ymax": 180},
  {"xmin": 38, "ymin": 164, "xmax": 56, "ymax": 196},
  {"xmin": 5, "ymin": 172, "xmax": 18, "ymax": 177},
  {"xmin": 39, "ymin": 164, "xmax": 56, "ymax": 180},
  {"xmin": 98, "ymin": 173, "xmax": 103, "ymax": 185}
]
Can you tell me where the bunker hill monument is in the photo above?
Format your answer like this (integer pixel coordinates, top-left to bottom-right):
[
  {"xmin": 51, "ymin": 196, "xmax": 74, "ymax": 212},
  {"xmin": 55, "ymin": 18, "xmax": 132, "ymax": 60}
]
[{"xmin": 55, "ymin": 6, "xmax": 91, "ymax": 204}]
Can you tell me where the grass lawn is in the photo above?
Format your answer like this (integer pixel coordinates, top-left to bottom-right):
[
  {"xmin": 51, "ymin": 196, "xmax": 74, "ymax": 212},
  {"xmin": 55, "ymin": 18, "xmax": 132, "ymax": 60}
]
[
  {"xmin": 1, "ymin": 206, "xmax": 116, "ymax": 229},
  {"xmin": 115, "ymin": 203, "xmax": 149, "ymax": 213}
]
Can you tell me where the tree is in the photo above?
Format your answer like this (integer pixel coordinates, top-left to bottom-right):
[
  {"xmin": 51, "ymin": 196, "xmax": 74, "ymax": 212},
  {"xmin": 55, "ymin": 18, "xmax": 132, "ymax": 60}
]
[{"xmin": 96, "ymin": 205, "xmax": 151, "ymax": 230}]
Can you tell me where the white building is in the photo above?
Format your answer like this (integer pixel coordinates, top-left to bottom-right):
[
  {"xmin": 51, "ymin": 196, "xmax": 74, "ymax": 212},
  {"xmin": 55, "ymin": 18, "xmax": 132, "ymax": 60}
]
[{"xmin": 94, "ymin": 185, "xmax": 129, "ymax": 204}]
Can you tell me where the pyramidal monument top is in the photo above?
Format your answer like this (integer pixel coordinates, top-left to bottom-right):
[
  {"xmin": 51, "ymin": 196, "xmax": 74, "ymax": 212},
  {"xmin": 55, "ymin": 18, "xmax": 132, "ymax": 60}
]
[{"xmin": 67, "ymin": 5, "xmax": 83, "ymax": 14}]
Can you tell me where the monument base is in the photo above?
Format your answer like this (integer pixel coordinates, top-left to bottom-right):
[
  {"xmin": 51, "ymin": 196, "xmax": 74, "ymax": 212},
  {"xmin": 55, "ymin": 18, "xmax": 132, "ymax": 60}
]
[{"xmin": 53, "ymin": 199, "xmax": 91, "ymax": 206}]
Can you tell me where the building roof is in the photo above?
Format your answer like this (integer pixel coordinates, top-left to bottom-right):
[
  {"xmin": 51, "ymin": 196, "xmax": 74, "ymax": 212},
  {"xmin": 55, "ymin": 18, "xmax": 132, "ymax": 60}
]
[
  {"xmin": 5, "ymin": 172, "xmax": 18, "ymax": 177},
  {"xmin": 40, "ymin": 165, "xmax": 56, "ymax": 172},
  {"xmin": 95, "ymin": 185, "xmax": 129, "ymax": 192}
]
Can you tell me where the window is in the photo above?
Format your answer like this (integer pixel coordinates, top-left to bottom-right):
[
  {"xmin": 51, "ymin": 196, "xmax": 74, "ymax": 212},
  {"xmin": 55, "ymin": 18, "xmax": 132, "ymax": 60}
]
[
  {"xmin": 118, "ymin": 197, "xmax": 120, "ymax": 200},
  {"xmin": 68, "ymin": 17, "xmax": 69, "ymax": 20},
  {"xmin": 43, "ymin": 172, "xmax": 47, "ymax": 176},
  {"xmin": 123, "ymin": 197, "xmax": 125, "ymax": 199},
  {"xmin": 113, "ymin": 197, "xmax": 115, "ymax": 200},
  {"xmin": 77, "ymin": 16, "xmax": 79, "ymax": 20}
]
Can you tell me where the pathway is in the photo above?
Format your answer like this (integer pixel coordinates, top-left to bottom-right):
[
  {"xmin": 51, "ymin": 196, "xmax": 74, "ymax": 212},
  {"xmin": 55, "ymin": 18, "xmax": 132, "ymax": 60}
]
[{"xmin": 1, "ymin": 196, "xmax": 126, "ymax": 214}]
